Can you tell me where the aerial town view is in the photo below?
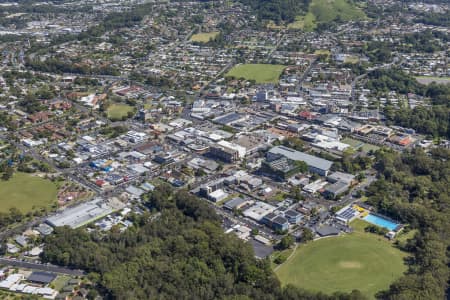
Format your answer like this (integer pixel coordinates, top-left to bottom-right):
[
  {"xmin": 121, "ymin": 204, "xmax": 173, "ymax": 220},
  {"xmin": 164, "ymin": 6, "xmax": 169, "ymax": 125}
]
[{"xmin": 0, "ymin": 0, "xmax": 448, "ymax": 299}]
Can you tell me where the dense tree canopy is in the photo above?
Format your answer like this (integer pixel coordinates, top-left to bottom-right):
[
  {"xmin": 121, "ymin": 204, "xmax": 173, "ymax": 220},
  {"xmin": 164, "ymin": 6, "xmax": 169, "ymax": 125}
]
[
  {"xmin": 366, "ymin": 148, "xmax": 450, "ymax": 299},
  {"xmin": 239, "ymin": 0, "xmax": 311, "ymax": 24}
]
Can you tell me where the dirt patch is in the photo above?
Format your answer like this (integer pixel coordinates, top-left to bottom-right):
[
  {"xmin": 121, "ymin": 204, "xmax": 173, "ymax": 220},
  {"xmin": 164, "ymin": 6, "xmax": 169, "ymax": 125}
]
[{"xmin": 339, "ymin": 261, "xmax": 362, "ymax": 269}]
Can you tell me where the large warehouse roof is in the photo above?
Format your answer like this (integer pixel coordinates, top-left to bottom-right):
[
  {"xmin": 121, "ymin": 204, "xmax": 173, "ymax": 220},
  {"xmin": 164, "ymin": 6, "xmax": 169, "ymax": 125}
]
[
  {"xmin": 46, "ymin": 198, "xmax": 114, "ymax": 229},
  {"xmin": 268, "ymin": 146, "xmax": 333, "ymax": 171}
]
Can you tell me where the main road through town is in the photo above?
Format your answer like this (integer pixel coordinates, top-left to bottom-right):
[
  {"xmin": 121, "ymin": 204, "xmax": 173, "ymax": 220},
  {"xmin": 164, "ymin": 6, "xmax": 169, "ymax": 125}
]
[{"xmin": 0, "ymin": 258, "xmax": 85, "ymax": 276}]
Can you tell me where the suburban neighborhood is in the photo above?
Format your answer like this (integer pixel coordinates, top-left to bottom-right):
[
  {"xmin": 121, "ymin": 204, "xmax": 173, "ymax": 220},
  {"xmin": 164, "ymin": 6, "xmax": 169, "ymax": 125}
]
[{"xmin": 0, "ymin": 0, "xmax": 449, "ymax": 299}]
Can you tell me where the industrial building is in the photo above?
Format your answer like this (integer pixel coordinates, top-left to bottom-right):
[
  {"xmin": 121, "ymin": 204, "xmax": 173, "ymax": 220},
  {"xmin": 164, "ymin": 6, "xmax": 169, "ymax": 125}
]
[
  {"xmin": 46, "ymin": 198, "xmax": 119, "ymax": 229},
  {"xmin": 267, "ymin": 146, "xmax": 333, "ymax": 176}
]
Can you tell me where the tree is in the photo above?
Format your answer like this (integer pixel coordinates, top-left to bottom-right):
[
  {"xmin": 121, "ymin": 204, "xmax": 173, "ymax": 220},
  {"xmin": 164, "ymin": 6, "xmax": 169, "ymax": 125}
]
[
  {"xmin": 251, "ymin": 228, "xmax": 259, "ymax": 236},
  {"xmin": 278, "ymin": 234, "xmax": 295, "ymax": 250},
  {"xmin": 301, "ymin": 228, "xmax": 314, "ymax": 243},
  {"xmin": 9, "ymin": 207, "xmax": 23, "ymax": 223},
  {"xmin": 2, "ymin": 166, "xmax": 14, "ymax": 181}
]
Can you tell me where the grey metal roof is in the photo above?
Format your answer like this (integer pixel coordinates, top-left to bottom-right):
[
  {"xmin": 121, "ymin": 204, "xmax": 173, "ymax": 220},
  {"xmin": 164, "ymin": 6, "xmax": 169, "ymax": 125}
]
[
  {"xmin": 27, "ymin": 272, "xmax": 57, "ymax": 284},
  {"xmin": 284, "ymin": 209, "xmax": 301, "ymax": 218},
  {"xmin": 268, "ymin": 146, "xmax": 333, "ymax": 171},
  {"xmin": 325, "ymin": 181, "xmax": 349, "ymax": 194},
  {"xmin": 223, "ymin": 197, "xmax": 246, "ymax": 210},
  {"xmin": 316, "ymin": 225, "xmax": 340, "ymax": 237}
]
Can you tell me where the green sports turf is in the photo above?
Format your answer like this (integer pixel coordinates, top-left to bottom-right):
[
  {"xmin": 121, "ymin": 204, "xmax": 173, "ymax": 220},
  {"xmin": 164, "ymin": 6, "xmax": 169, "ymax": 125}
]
[
  {"xmin": 226, "ymin": 64, "xmax": 285, "ymax": 84},
  {"xmin": 107, "ymin": 104, "xmax": 134, "ymax": 120},
  {"xmin": 190, "ymin": 32, "xmax": 220, "ymax": 43},
  {"xmin": 276, "ymin": 232, "xmax": 407, "ymax": 298},
  {"xmin": 0, "ymin": 172, "xmax": 57, "ymax": 213}
]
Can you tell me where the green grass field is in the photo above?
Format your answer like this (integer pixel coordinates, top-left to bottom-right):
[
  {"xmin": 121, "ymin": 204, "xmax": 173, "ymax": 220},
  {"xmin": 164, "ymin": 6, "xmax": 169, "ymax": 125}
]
[
  {"xmin": 0, "ymin": 172, "xmax": 57, "ymax": 213},
  {"xmin": 311, "ymin": 0, "xmax": 366, "ymax": 22},
  {"xmin": 342, "ymin": 137, "xmax": 379, "ymax": 153},
  {"xmin": 276, "ymin": 230, "xmax": 407, "ymax": 298},
  {"xmin": 190, "ymin": 31, "xmax": 220, "ymax": 43},
  {"xmin": 345, "ymin": 55, "xmax": 360, "ymax": 64},
  {"xmin": 226, "ymin": 64, "xmax": 285, "ymax": 84},
  {"xmin": 107, "ymin": 104, "xmax": 135, "ymax": 120},
  {"xmin": 415, "ymin": 76, "xmax": 450, "ymax": 85},
  {"xmin": 288, "ymin": 12, "xmax": 317, "ymax": 31}
]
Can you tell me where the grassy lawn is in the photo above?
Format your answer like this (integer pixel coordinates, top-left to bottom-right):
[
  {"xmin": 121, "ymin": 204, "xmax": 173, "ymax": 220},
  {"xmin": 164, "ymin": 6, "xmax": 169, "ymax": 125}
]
[
  {"xmin": 314, "ymin": 49, "xmax": 331, "ymax": 56},
  {"xmin": 345, "ymin": 55, "xmax": 360, "ymax": 64},
  {"xmin": 342, "ymin": 137, "xmax": 379, "ymax": 152},
  {"xmin": 51, "ymin": 275, "xmax": 70, "ymax": 291},
  {"xmin": 310, "ymin": 0, "xmax": 366, "ymax": 23},
  {"xmin": 415, "ymin": 76, "xmax": 450, "ymax": 85},
  {"xmin": 288, "ymin": 12, "xmax": 317, "ymax": 31},
  {"xmin": 272, "ymin": 191, "xmax": 287, "ymax": 202},
  {"xmin": 276, "ymin": 228, "xmax": 407, "ymax": 298},
  {"xmin": 107, "ymin": 104, "xmax": 135, "ymax": 120},
  {"xmin": 190, "ymin": 31, "xmax": 220, "ymax": 43},
  {"xmin": 271, "ymin": 248, "xmax": 295, "ymax": 269},
  {"xmin": 351, "ymin": 218, "xmax": 372, "ymax": 232},
  {"xmin": 0, "ymin": 172, "xmax": 57, "ymax": 213},
  {"xmin": 226, "ymin": 64, "xmax": 285, "ymax": 84}
]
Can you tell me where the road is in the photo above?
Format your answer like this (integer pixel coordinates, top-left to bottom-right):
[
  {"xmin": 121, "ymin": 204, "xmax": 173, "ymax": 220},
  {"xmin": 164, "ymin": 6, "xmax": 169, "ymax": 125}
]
[{"xmin": 0, "ymin": 258, "xmax": 85, "ymax": 276}]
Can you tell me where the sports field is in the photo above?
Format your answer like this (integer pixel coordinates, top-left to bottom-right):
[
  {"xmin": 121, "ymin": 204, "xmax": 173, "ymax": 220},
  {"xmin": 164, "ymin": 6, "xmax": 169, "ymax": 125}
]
[
  {"xmin": 342, "ymin": 137, "xmax": 379, "ymax": 153},
  {"xmin": 226, "ymin": 64, "xmax": 285, "ymax": 84},
  {"xmin": 276, "ymin": 231, "xmax": 407, "ymax": 298},
  {"xmin": 190, "ymin": 32, "xmax": 220, "ymax": 43},
  {"xmin": 0, "ymin": 172, "xmax": 57, "ymax": 213},
  {"xmin": 107, "ymin": 104, "xmax": 134, "ymax": 120}
]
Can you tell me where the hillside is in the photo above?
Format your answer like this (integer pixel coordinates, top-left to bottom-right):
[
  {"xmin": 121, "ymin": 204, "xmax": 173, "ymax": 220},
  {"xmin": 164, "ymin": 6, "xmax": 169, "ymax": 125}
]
[
  {"xmin": 240, "ymin": 0, "xmax": 311, "ymax": 24},
  {"xmin": 243, "ymin": 0, "xmax": 365, "ymax": 29},
  {"xmin": 289, "ymin": 0, "xmax": 366, "ymax": 30}
]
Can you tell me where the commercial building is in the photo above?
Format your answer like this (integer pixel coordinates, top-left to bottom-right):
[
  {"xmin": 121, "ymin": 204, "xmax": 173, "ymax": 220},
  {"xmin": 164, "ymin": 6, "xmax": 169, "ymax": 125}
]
[
  {"xmin": 323, "ymin": 181, "xmax": 350, "ymax": 198},
  {"xmin": 209, "ymin": 140, "xmax": 246, "ymax": 162},
  {"xmin": 335, "ymin": 205, "xmax": 359, "ymax": 224},
  {"xmin": 262, "ymin": 213, "xmax": 289, "ymax": 231},
  {"xmin": 327, "ymin": 171, "xmax": 355, "ymax": 185},
  {"xmin": 267, "ymin": 146, "xmax": 333, "ymax": 176},
  {"xmin": 261, "ymin": 156, "xmax": 301, "ymax": 180},
  {"xmin": 284, "ymin": 209, "xmax": 303, "ymax": 224},
  {"xmin": 207, "ymin": 189, "xmax": 228, "ymax": 202},
  {"xmin": 46, "ymin": 198, "xmax": 117, "ymax": 229},
  {"xmin": 243, "ymin": 201, "xmax": 276, "ymax": 221},
  {"xmin": 223, "ymin": 197, "xmax": 248, "ymax": 210}
]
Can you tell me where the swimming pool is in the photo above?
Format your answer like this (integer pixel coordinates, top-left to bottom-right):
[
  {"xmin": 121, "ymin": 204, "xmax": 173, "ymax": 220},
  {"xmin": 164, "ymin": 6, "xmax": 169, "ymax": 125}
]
[{"xmin": 363, "ymin": 213, "xmax": 399, "ymax": 231}]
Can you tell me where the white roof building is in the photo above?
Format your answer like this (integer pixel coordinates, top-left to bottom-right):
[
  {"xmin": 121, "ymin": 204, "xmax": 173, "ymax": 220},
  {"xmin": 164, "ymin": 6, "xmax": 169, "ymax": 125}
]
[{"xmin": 243, "ymin": 202, "xmax": 276, "ymax": 221}]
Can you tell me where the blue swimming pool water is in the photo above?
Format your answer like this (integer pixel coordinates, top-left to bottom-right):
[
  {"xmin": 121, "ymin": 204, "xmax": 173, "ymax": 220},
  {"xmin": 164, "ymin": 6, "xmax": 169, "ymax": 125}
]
[{"xmin": 363, "ymin": 214, "xmax": 399, "ymax": 231}]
